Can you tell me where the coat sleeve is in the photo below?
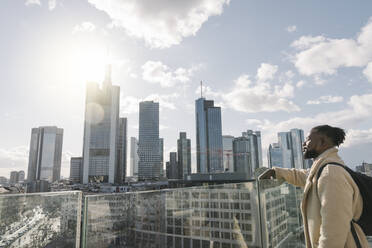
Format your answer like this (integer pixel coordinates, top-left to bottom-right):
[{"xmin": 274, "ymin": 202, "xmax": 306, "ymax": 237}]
[
  {"xmin": 317, "ymin": 165, "xmax": 354, "ymax": 248},
  {"xmin": 273, "ymin": 167, "xmax": 308, "ymax": 187}
]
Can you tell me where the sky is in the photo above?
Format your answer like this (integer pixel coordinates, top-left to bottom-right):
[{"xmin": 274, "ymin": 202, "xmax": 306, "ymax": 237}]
[{"xmin": 1, "ymin": 0, "xmax": 372, "ymax": 179}]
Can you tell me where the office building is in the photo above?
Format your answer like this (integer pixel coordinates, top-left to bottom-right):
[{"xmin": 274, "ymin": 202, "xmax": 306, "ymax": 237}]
[
  {"xmin": 27, "ymin": 126, "xmax": 63, "ymax": 183},
  {"xmin": 82, "ymin": 65, "xmax": 126, "ymax": 184},
  {"xmin": 116, "ymin": 117, "xmax": 127, "ymax": 183},
  {"xmin": 9, "ymin": 171, "xmax": 19, "ymax": 184},
  {"xmin": 18, "ymin": 170, "xmax": 25, "ymax": 182},
  {"xmin": 138, "ymin": 101, "xmax": 161, "ymax": 180},
  {"xmin": 0, "ymin": 176, "xmax": 8, "ymax": 185},
  {"xmin": 159, "ymin": 138, "xmax": 164, "ymax": 177},
  {"xmin": 233, "ymin": 137, "xmax": 253, "ymax": 178},
  {"xmin": 130, "ymin": 137, "xmax": 139, "ymax": 177},
  {"xmin": 242, "ymin": 130, "xmax": 263, "ymax": 171},
  {"xmin": 356, "ymin": 162, "xmax": 372, "ymax": 176},
  {"xmin": 268, "ymin": 143, "xmax": 283, "ymax": 168},
  {"xmin": 222, "ymin": 135, "xmax": 234, "ymax": 172},
  {"xmin": 177, "ymin": 132, "xmax": 191, "ymax": 179},
  {"xmin": 277, "ymin": 128, "xmax": 310, "ymax": 169},
  {"xmin": 70, "ymin": 157, "xmax": 82, "ymax": 183},
  {"xmin": 195, "ymin": 98, "xmax": 223, "ymax": 173},
  {"xmin": 166, "ymin": 152, "xmax": 178, "ymax": 179}
]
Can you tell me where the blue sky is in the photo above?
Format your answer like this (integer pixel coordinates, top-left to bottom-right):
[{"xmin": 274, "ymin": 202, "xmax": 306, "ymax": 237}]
[{"xmin": 1, "ymin": 0, "xmax": 372, "ymax": 178}]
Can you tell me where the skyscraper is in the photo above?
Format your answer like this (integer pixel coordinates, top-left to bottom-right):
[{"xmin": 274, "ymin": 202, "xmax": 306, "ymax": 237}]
[
  {"xmin": 116, "ymin": 118, "xmax": 127, "ymax": 183},
  {"xmin": 70, "ymin": 157, "xmax": 82, "ymax": 183},
  {"xmin": 18, "ymin": 170, "xmax": 25, "ymax": 182},
  {"xmin": 159, "ymin": 138, "xmax": 164, "ymax": 177},
  {"xmin": 177, "ymin": 132, "xmax": 191, "ymax": 179},
  {"xmin": 233, "ymin": 137, "xmax": 253, "ymax": 178},
  {"xmin": 222, "ymin": 135, "xmax": 234, "ymax": 172},
  {"xmin": 276, "ymin": 128, "xmax": 310, "ymax": 169},
  {"xmin": 9, "ymin": 171, "xmax": 19, "ymax": 184},
  {"xmin": 27, "ymin": 126, "xmax": 63, "ymax": 183},
  {"xmin": 167, "ymin": 152, "xmax": 178, "ymax": 179},
  {"xmin": 242, "ymin": 130, "xmax": 263, "ymax": 171},
  {"xmin": 138, "ymin": 101, "xmax": 161, "ymax": 180},
  {"xmin": 82, "ymin": 65, "xmax": 126, "ymax": 184},
  {"xmin": 130, "ymin": 137, "xmax": 139, "ymax": 177},
  {"xmin": 195, "ymin": 98, "xmax": 223, "ymax": 173},
  {"xmin": 268, "ymin": 143, "xmax": 283, "ymax": 168}
]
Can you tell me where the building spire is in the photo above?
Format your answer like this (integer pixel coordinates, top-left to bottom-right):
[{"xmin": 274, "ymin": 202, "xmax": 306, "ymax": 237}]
[
  {"xmin": 200, "ymin": 80, "xmax": 203, "ymax": 98},
  {"xmin": 104, "ymin": 64, "xmax": 112, "ymax": 85}
]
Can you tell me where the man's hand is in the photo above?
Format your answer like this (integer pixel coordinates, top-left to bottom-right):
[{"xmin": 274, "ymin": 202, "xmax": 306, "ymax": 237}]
[{"xmin": 258, "ymin": 169, "xmax": 276, "ymax": 180}]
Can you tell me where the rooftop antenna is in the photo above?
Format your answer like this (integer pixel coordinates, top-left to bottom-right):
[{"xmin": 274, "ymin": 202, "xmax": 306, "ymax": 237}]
[
  {"xmin": 200, "ymin": 80, "xmax": 203, "ymax": 98},
  {"xmin": 104, "ymin": 45, "xmax": 112, "ymax": 84}
]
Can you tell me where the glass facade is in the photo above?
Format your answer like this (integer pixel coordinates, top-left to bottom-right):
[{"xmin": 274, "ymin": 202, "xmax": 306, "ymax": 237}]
[
  {"xmin": 222, "ymin": 135, "xmax": 234, "ymax": 172},
  {"xmin": 0, "ymin": 191, "xmax": 82, "ymax": 248},
  {"xmin": 178, "ymin": 132, "xmax": 191, "ymax": 178},
  {"xmin": 233, "ymin": 137, "xmax": 253, "ymax": 178},
  {"xmin": 276, "ymin": 129, "xmax": 311, "ymax": 169},
  {"xmin": 27, "ymin": 126, "xmax": 63, "ymax": 183},
  {"xmin": 268, "ymin": 143, "xmax": 283, "ymax": 168},
  {"xmin": 242, "ymin": 130, "xmax": 262, "ymax": 172},
  {"xmin": 3, "ymin": 181, "xmax": 370, "ymax": 247},
  {"xmin": 138, "ymin": 101, "xmax": 161, "ymax": 180},
  {"xmin": 195, "ymin": 98, "xmax": 223, "ymax": 173},
  {"xmin": 82, "ymin": 67, "xmax": 125, "ymax": 184}
]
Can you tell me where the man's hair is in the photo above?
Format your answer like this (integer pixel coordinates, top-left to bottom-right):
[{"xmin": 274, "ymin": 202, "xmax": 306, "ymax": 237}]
[{"xmin": 312, "ymin": 125, "xmax": 346, "ymax": 147}]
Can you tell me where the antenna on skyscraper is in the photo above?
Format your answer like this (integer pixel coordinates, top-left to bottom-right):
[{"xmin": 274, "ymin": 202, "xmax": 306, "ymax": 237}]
[{"xmin": 200, "ymin": 81, "xmax": 203, "ymax": 98}]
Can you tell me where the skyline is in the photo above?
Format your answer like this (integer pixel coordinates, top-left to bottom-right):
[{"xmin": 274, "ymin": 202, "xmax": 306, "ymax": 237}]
[{"xmin": 1, "ymin": 0, "xmax": 372, "ymax": 178}]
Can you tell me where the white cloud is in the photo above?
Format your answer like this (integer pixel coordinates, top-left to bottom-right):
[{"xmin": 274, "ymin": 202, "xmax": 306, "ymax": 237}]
[
  {"xmin": 121, "ymin": 93, "xmax": 179, "ymax": 114},
  {"xmin": 24, "ymin": 0, "xmax": 58, "ymax": 9},
  {"xmin": 291, "ymin": 18, "xmax": 372, "ymax": 76},
  {"xmin": 87, "ymin": 0, "xmax": 230, "ymax": 48},
  {"xmin": 286, "ymin": 25, "xmax": 297, "ymax": 33},
  {"xmin": 363, "ymin": 62, "xmax": 372, "ymax": 83},
  {"xmin": 73, "ymin": 22, "xmax": 96, "ymax": 34},
  {"xmin": 142, "ymin": 61, "xmax": 200, "ymax": 87},
  {"xmin": 25, "ymin": 0, "xmax": 41, "ymax": 6},
  {"xmin": 245, "ymin": 119, "xmax": 262, "ymax": 125},
  {"xmin": 223, "ymin": 73, "xmax": 300, "ymax": 113},
  {"xmin": 307, "ymin": 95, "xmax": 344, "ymax": 105},
  {"xmin": 291, "ymin": 35, "xmax": 326, "ymax": 50},
  {"xmin": 48, "ymin": 0, "xmax": 57, "ymax": 10},
  {"xmin": 257, "ymin": 93, "xmax": 372, "ymax": 155},
  {"xmin": 285, "ymin": 70, "xmax": 295, "ymax": 79},
  {"xmin": 121, "ymin": 96, "xmax": 140, "ymax": 114},
  {"xmin": 256, "ymin": 63, "xmax": 278, "ymax": 82},
  {"xmin": 296, "ymin": 80, "xmax": 306, "ymax": 88},
  {"xmin": 343, "ymin": 128, "xmax": 372, "ymax": 147},
  {"xmin": 144, "ymin": 93, "xmax": 179, "ymax": 111},
  {"xmin": 195, "ymin": 85, "xmax": 222, "ymax": 98}
]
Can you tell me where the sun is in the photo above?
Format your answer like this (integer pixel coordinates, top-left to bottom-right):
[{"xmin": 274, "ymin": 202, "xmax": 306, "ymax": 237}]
[{"xmin": 72, "ymin": 45, "xmax": 109, "ymax": 84}]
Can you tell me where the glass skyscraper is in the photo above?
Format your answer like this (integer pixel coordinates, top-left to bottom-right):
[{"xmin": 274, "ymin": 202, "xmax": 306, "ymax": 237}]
[
  {"xmin": 82, "ymin": 65, "xmax": 126, "ymax": 184},
  {"xmin": 138, "ymin": 101, "xmax": 161, "ymax": 180},
  {"xmin": 27, "ymin": 126, "xmax": 63, "ymax": 183},
  {"xmin": 177, "ymin": 132, "xmax": 191, "ymax": 178},
  {"xmin": 276, "ymin": 128, "xmax": 310, "ymax": 169},
  {"xmin": 267, "ymin": 143, "xmax": 283, "ymax": 168},
  {"xmin": 233, "ymin": 136, "xmax": 253, "ymax": 178},
  {"xmin": 195, "ymin": 98, "xmax": 223, "ymax": 173},
  {"xmin": 130, "ymin": 137, "xmax": 139, "ymax": 177},
  {"xmin": 222, "ymin": 135, "xmax": 234, "ymax": 172},
  {"xmin": 242, "ymin": 130, "xmax": 263, "ymax": 171}
]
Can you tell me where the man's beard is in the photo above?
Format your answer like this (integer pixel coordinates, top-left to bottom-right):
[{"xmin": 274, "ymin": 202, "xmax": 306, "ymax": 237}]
[{"xmin": 303, "ymin": 149, "xmax": 319, "ymax": 159}]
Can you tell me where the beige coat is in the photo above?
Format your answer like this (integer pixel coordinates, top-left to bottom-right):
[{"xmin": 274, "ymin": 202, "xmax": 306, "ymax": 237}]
[{"xmin": 273, "ymin": 147, "xmax": 369, "ymax": 248}]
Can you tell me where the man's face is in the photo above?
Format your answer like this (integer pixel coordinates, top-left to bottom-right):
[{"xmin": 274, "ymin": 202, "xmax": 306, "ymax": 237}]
[{"xmin": 303, "ymin": 130, "xmax": 323, "ymax": 159}]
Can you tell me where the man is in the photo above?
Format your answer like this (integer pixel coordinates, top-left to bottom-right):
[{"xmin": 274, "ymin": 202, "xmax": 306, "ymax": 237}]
[{"xmin": 259, "ymin": 125, "xmax": 368, "ymax": 248}]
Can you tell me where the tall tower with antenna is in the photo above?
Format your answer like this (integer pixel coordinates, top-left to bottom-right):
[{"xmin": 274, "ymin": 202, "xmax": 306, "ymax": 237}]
[{"xmin": 195, "ymin": 81, "xmax": 223, "ymax": 173}]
